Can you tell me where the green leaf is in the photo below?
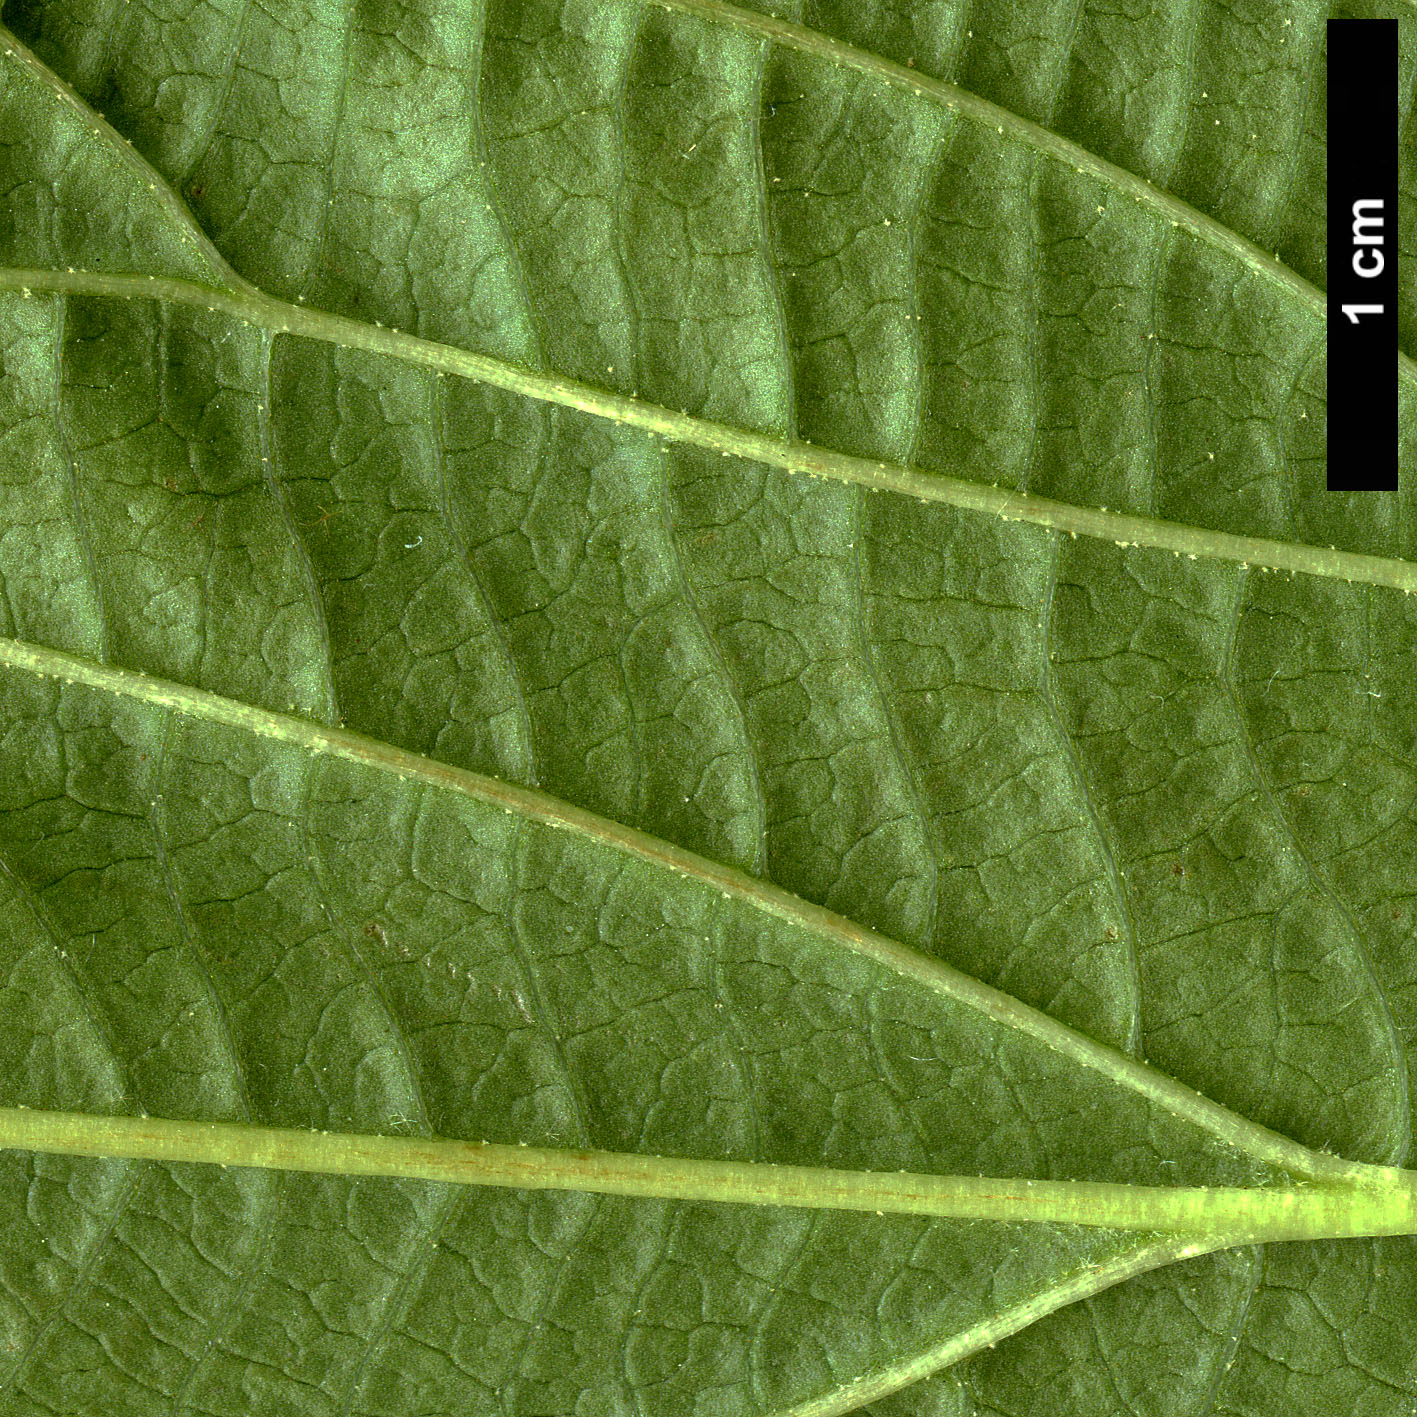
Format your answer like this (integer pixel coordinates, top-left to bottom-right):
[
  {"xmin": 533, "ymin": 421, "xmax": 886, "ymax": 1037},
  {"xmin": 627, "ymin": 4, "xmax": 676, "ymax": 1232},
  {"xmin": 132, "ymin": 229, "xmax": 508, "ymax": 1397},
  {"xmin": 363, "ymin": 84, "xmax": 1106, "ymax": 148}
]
[{"xmin": 0, "ymin": 2, "xmax": 1413, "ymax": 1414}]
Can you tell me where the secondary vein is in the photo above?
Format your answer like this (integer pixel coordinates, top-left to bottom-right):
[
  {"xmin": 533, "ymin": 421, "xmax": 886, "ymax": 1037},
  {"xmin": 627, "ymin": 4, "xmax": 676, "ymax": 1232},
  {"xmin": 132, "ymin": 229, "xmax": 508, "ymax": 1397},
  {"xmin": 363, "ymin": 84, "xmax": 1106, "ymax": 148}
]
[
  {"xmin": 646, "ymin": 0, "xmax": 1377, "ymax": 356},
  {"xmin": 0, "ymin": 267, "xmax": 1411, "ymax": 594},
  {"xmin": 0, "ymin": 26, "xmax": 250, "ymax": 295},
  {"xmin": 0, "ymin": 634, "xmax": 1376, "ymax": 1184},
  {"xmin": 778, "ymin": 1233, "xmax": 1251, "ymax": 1417}
]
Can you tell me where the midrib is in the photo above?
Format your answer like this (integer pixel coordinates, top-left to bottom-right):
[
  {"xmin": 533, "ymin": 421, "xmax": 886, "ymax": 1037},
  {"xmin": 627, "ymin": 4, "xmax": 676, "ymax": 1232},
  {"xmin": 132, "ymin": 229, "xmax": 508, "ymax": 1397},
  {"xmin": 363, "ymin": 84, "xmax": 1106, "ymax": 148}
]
[
  {"xmin": 0, "ymin": 634, "xmax": 1380, "ymax": 1184},
  {"xmin": 0, "ymin": 1104, "xmax": 1414, "ymax": 1245},
  {"xmin": 0, "ymin": 266, "xmax": 1412, "ymax": 594},
  {"xmin": 0, "ymin": 17, "xmax": 1410, "ymax": 1413}
]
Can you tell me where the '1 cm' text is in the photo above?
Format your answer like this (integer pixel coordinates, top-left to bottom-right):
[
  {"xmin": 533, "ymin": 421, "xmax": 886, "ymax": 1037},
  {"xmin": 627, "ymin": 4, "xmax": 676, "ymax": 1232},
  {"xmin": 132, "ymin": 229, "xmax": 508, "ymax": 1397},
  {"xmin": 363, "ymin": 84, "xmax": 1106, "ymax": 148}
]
[{"xmin": 1342, "ymin": 198, "xmax": 1386, "ymax": 324}]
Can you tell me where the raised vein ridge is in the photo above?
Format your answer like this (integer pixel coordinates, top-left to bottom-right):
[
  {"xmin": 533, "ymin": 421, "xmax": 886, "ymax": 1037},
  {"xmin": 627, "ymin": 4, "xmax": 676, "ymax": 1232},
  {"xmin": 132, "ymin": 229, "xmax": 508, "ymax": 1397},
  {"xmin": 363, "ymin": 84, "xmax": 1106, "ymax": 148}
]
[
  {"xmin": 0, "ymin": 1106, "xmax": 1413, "ymax": 1241},
  {"xmin": 0, "ymin": 25, "xmax": 251, "ymax": 294},
  {"xmin": 0, "ymin": 633, "xmax": 1381, "ymax": 1183},
  {"xmin": 0, "ymin": 268, "xmax": 1411, "ymax": 593},
  {"xmin": 651, "ymin": 0, "xmax": 1410, "ymax": 383},
  {"xmin": 777, "ymin": 1231, "xmax": 1256, "ymax": 1417}
]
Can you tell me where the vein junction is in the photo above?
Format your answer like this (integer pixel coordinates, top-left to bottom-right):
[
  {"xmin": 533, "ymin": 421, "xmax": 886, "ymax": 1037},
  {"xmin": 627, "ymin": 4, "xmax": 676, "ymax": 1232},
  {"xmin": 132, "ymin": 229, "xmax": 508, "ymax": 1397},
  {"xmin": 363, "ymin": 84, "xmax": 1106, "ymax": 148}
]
[
  {"xmin": 0, "ymin": 632, "xmax": 1398, "ymax": 1195},
  {"xmin": 0, "ymin": 1106, "xmax": 1412, "ymax": 1245}
]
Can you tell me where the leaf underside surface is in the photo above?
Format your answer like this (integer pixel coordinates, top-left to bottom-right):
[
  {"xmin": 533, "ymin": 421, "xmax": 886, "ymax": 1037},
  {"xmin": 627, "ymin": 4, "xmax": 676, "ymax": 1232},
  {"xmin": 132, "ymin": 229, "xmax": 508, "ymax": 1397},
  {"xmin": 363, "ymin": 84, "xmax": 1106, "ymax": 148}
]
[{"xmin": 0, "ymin": 1, "xmax": 1414, "ymax": 1415}]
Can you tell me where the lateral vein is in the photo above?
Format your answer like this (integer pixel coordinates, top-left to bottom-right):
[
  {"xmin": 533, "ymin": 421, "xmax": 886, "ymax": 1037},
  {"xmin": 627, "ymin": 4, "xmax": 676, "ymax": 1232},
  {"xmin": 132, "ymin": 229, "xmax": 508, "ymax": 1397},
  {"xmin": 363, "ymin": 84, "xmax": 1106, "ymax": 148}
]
[
  {"xmin": 647, "ymin": 0, "xmax": 1398, "ymax": 369},
  {"xmin": 0, "ymin": 267, "xmax": 1411, "ymax": 593},
  {"xmin": 773, "ymin": 1233, "xmax": 1253, "ymax": 1417},
  {"xmin": 0, "ymin": 26, "xmax": 251, "ymax": 294},
  {"xmin": 0, "ymin": 634, "xmax": 1377, "ymax": 1184}
]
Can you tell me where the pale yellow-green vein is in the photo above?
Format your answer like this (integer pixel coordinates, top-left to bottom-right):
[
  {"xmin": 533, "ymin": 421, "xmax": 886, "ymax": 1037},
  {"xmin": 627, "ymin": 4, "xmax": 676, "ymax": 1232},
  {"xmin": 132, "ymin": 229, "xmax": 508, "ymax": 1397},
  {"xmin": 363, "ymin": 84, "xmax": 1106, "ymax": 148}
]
[
  {"xmin": 0, "ymin": 267, "xmax": 1412, "ymax": 594},
  {"xmin": 0, "ymin": 26, "xmax": 252, "ymax": 295},
  {"xmin": 0, "ymin": 1106, "xmax": 1414, "ymax": 1243},
  {"xmin": 0, "ymin": 633, "xmax": 1380, "ymax": 1185},
  {"xmin": 651, "ymin": 0, "xmax": 1415, "ymax": 390},
  {"xmin": 777, "ymin": 1232, "xmax": 1253, "ymax": 1417}
]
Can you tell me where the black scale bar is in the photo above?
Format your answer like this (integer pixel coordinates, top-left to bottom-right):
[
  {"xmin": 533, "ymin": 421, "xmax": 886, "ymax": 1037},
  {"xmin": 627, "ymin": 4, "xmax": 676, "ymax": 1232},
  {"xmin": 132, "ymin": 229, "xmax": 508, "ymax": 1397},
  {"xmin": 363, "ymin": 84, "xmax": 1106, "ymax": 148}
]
[{"xmin": 1327, "ymin": 18, "xmax": 1398, "ymax": 492}]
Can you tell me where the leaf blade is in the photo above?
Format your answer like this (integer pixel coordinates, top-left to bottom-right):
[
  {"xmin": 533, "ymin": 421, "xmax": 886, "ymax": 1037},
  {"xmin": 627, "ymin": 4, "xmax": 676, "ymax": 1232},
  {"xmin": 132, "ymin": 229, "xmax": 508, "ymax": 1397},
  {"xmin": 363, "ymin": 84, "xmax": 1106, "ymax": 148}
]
[{"xmin": 0, "ymin": 2, "xmax": 1414, "ymax": 1413}]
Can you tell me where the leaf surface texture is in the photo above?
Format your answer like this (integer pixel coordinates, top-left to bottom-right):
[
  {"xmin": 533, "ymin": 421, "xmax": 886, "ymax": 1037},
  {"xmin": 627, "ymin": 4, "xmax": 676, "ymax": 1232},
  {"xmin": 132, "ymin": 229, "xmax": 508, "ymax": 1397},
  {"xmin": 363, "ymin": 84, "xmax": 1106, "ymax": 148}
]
[{"xmin": 0, "ymin": 1, "xmax": 1414, "ymax": 1414}]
